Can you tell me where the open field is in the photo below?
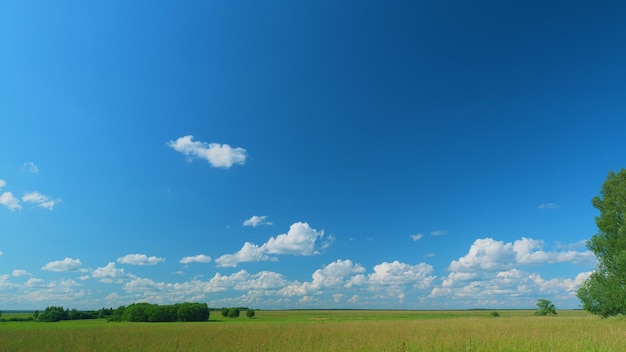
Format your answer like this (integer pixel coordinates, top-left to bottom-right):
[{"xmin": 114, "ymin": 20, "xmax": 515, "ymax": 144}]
[{"xmin": 1, "ymin": 310, "xmax": 626, "ymax": 351}]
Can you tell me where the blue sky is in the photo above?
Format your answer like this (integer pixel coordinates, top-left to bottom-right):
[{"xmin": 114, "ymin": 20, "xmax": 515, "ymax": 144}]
[{"xmin": 1, "ymin": 0, "xmax": 625, "ymax": 310}]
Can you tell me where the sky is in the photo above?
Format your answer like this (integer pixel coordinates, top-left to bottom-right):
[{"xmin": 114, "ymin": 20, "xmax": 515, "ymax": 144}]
[{"xmin": 1, "ymin": 0, "xmax": 625, "ymax": 310}]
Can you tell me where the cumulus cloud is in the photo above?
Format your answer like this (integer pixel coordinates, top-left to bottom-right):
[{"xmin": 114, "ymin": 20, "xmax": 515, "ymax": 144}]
[
  {"xmin": 117, "ymin": 254, "xmax": 165, "ymax": 265},
  {"xmin": 449, "ymin": 237, "xmax": 595, "ymax": 273},
  {"xmin": 368, "ymin": 261, "xmax": 435, "ymax": 289},
  {"xmin": 0, "ymin": 179, "xmax": 6, "ymax": 188},
  {"xmin": 12, "ymin": 269, "xmax": 32, "ymax": 277},
  {"xmin": 216, "ymin": 222, "xmax": 326, "ymax": 267},
  {"xmin": 22, "ymin": 191, "xmax": 60, "ymax": 210},
  {"xmin": 265, "ymin": 222, "xmax": 324, "ymax": 255},
  {"xmin": 42, "ymin": 258, "xmax": 83, "ymax": 272},
  {"xmin": 179, "ymin": 254, "xmax": 212, "ymax": 264},
  {"xmin": 92, "ymin": 262, "xmax": 130, "ymax": 282},
  {"xmin": 215, "ymin": 242, "xmax": 272, "ymax": 267},
  {"xmin": 23, "ymin": 162, "xmax": 39, "ymax": 173},
  {"xmin": 431, "ymin": 237, "xmax": 597, "ymax": 307},
  {"xmin": 168, "ymin": 135, "xmax": 247, "ymax": 168},
  {"xmin": 1, "ymin": 191, "xmax": 21, "ymax": 210},
  {"xmin": 243, "ymin": 215, "xmax": 272, "ymax": 227}
]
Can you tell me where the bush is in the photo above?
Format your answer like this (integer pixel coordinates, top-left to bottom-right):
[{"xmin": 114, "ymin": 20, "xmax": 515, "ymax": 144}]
[
  {"xmin": 490, "ymin": 311, "xmax": 500, "ymax": 317},
  {"xmin": 221, "ymin": 308, "xmax": 230, "ymax": 317},
  {"xmin": 534, "ymin": 298, "xmax": 557, "ymax": 316}
]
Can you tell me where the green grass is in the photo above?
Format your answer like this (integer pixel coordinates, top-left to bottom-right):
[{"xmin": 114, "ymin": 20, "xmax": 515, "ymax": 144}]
[{"xmin": 1, "ymin": 310, "xmax": 625, "ymax": 351}]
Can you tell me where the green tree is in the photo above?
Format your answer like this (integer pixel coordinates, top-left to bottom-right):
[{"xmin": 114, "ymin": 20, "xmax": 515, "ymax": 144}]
[
  {"xmin": 577, "ymin": 169, "xmax": 626, "ymax": 317},
  {"xmin": 534, "ymin": 298, "xmax": 557, "ymax": 316},
  {"xmin": 221, "ymin": 308, "xmax": 230, "ymax": 317},
  {"xmin": 246, "ymin": 308, "xmax": 255, "ymax": 318},
  {"xmin": 227, "ymin": 308, "xmax": 240, "ymax": 318}
]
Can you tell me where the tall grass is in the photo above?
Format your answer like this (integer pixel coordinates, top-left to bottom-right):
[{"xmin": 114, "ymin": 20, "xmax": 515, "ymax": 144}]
[{"xmin": 1, "ymin": 310, "xmax": 625, "ymax": 351}]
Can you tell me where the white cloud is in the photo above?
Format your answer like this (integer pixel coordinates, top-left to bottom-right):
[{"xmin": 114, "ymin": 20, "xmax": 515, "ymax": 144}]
[
  {"xmin": 117, "ymin": 254, "xmax": 165, "ymax": 265},
  {"xmin": 431, "ymin": 237, "xmax": 597, "ymax": 307},
  {"xmin": 308, "ymin": 260, "xmax": 366, "ymax": 291},
  {"xmin": 243, "ymin": 215, "xmax": 272, "ymax": 227},
  {"xmin": 22, "ymin": 191, "xmax": 60, "ymax": 210},
  {"xmin": 368, "ymin": 261, "xmax": 435, "ymax": 289},
  {"xmin": 216, "ymin": 222, "xmax": 326, "ymax": 267},
  {"xmin": 0, "ymin": 179, "xmax": 6, "ymax": 188},
  {"xmin": 265, "ymin": 222, "xmax": 324, "ymax": 256},
  {"xmin": 23, "ymin": 162, "xmax": 39, "ymax": 173},
  {"xmin": 92, "ymin": 262, "xmax": 129, "ymax": 282},
  {"xmin": 430, "ymin": 230, "xmax": 447, "ymax": 236},
  {"xmin": 1, "ymin": 191, "xmax": 21, "ymax": 210},
  {"xmin": 168, "ymin": 135, "xmax": 247, "ymax": 168},
  {"xmin": 410, "ymin": 233, "xmax": 424, "ymax": 241},
  {"xmin": 12, "ymin": 269, "xmax": 32, "ymax": 277},
  {"xmin": 539, "ymin": 202, "xmax": 559, "ymax": 209},
  {"xmin": 215, "ymin": 242, "xmax": 271, "ymax": 267},
  {"xmin": 278, "ymin": 259, "xmax": 433, "ymax": 299},
  {"xmin": 179, "ymin": 254, "xmax": 212, "ymax": 264},
  {"xmin": 42, "ymin": 258, "xmax": 83, "ymax": 272},
  {"xmin": 449, "ymin": 238, "xmax": 516, "ymax": 272},
  {"xmin": 449, "ymin": 237, "xmax": 596, "ymax": 273}
]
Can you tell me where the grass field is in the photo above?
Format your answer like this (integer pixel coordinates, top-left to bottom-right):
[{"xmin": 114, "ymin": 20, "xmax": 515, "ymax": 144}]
[{"xmin": 1, "ymin": 310, "xmax": 625, "ymax": 351}]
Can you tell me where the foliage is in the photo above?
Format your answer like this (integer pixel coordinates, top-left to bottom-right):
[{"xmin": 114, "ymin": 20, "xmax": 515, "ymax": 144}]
[
  {"xmin": 228, "ymin": 308, "xmax": 240, "ymax": 318},
  {"xmin": 246, "ymin": 308, "xmax": 256, "ymax": 318},
  {"xmin": 38, "ymin": 306, "xmax": 69, "ymax": 322},
  {"xmin": 577, "ymin": 169, "xmax": 626, "ymax": 317},
  {"xmin": 490, "ymin": 311, "xmax": 500, "ymax": 317},
  {"xmin": 37, "ymin": 306, "xmax": 100, "ymax": 322},
  {"xmin": 534, "ymin": 298, "xmax": 557, "ymax": 316},
  {"xmin": 221, "ymin": 308, "xmax": 230, "ymax": 317},
  {"xmin": 110, "ymin": 302, "xmax": 209, "ymax": 322}
]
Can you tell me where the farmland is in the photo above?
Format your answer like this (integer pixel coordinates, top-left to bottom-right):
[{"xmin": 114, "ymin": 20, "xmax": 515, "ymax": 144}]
[{"xmin": 1, "ymin": 310, "xmax": 625, "ymax": 351}]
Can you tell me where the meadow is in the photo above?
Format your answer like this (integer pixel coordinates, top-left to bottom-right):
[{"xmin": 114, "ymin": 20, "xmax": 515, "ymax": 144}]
[{"xmin": 1, "ymin": 309, "xmax": 625, "ymax": 351}]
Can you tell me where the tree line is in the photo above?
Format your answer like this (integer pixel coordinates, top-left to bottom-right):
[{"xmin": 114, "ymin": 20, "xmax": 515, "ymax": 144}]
[{"xmin": 24, "ymin": 303, "xmax": 211, "ymax": 322}]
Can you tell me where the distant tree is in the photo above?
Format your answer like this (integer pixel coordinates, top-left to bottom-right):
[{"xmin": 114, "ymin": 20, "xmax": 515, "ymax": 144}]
[
  {"xmin": 38, "ymin": 306, "xmax": 69, "ymax": 322},
  {"xmin": 534, "ymin": 299, "xmax": 557, "ymax": 316},
  {"xmin": 221, "ymin": 308, "xmax": 230, "ymax": 317},
  {"xmin": 228, "ymin": 308, "xmax": 240, "ymax": 318},
  {"xmin": 577, "ymin": 169, "xmax": 626, "ymax": 317},
  {"xmin": 490, "ymin": 311, "xmax": 500, "ymax": 317},
  {"xmin": 246, "ymin": 308, "xmax": 255, "ymax": 318},
  {"xmin": 33, "ymin": 310, "xmax": 39, "ymax": 319}
]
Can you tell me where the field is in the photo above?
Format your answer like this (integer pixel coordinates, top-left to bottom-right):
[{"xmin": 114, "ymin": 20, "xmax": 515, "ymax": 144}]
[{"xmin": 1, "ymin": 310, "xmax": 626, "ymax": 351}]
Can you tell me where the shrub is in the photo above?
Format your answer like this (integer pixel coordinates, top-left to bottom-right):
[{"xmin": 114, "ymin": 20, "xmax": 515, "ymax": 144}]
[
  {"xmin": 490, "ymin": 311, "xmax": 500, "ymax": 317},
  {"xmin": 534, "ymin": 298, "xmax": 557, "ymax": 316}
]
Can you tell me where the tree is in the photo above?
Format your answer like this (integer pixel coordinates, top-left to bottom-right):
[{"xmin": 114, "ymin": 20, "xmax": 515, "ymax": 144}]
[
  {"xmin": 221, "ymin": 308, "xmax": 230, "ymax": 317},
  {"xmin": 246, "ymin": 308, "xmax": 255, "ymax": 318},
  {"xmin": 227, "ymin": 308, "xmax": 240, "ymax": 318},
  {"xmin": 577, "ymin": 169, "xmax": 626, "ymax": 317},
  {"xmin": 534, "ymin": 298, "xmax": 557, "ymax": 316}
]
